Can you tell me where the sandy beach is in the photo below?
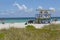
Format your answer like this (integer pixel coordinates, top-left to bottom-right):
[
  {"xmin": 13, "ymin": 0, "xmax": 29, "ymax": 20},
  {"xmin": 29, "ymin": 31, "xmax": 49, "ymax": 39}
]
[{"xmin": 0, "ymin": 21, "xmax": 60, "ymax": 29}]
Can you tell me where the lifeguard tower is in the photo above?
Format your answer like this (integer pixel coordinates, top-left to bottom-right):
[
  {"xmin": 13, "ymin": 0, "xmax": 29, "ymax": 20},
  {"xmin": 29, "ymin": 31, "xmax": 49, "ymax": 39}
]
[{"xmin": 35, "ymin": 8, "xmax": 55, "ymax": 24}]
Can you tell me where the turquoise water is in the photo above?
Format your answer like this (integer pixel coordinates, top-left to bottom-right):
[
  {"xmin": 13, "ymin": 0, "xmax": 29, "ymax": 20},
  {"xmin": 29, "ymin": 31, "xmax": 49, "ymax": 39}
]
[
  {"xmin": 5, "ymin": 19, "xmax": 29, "ymax": 23},
  {"xmin": 0, "ymin": 18, "xmax": 35, "ymax": 23},
  {"xmin": 0, "ymin": 17, "xmax": 60, "ymax": 23}
]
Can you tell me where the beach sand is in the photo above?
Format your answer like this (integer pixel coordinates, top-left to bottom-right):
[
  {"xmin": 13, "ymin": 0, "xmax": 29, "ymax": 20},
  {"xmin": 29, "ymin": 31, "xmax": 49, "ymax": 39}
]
[{"xmin": 0, "ymin": 21, "xmax": 60, "ymax": 29}]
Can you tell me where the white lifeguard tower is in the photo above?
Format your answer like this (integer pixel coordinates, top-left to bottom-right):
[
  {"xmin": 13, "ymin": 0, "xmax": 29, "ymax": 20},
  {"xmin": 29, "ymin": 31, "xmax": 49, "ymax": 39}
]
[{"xmin": 35, "ymin": 8, "xmax": 55, "ymax": 24}]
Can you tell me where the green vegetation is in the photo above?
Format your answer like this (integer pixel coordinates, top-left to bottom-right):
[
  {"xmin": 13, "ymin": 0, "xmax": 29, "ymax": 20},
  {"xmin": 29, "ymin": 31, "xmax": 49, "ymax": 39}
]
[
  {"xmin": 0, "ymin": 33, "xmax": 5, "ymax": 38},
  {"xmin": 42, "ymin": 24, "xmax": 60, "ymax": 30},
  {"xmin": 25, "ymin": 25, "xmax": 36, "ymax": 29},
  {"xmin": 0, "ymin": 24, "xmax": 60, "ymax": 40}
]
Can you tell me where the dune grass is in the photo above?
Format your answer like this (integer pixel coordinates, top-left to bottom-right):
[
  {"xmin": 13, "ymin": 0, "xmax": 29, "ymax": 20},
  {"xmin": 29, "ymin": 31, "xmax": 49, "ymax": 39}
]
[
  {"xmin": 0, "ymin": 24, "xmax": 60, "ymax": 40},
  {"xmin": 42, "ymin": 24, "xmax": 60, "ymax": 30}
]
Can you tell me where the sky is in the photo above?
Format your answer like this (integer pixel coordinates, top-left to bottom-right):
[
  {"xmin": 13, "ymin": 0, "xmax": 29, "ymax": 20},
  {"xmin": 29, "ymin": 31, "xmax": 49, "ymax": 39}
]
[{"xmin": 0, "ymin": 0, "xmax": 60, "ymax": 18}]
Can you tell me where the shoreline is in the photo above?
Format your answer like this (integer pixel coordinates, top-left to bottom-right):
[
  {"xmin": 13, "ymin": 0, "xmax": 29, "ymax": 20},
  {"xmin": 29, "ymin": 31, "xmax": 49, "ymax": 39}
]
[{"xmin": 0, "ymin": 21, "xmax": 60, "ymax": 29}]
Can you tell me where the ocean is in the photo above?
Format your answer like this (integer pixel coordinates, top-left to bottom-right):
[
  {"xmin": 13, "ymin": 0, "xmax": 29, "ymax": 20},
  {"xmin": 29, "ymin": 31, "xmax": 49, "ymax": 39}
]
[
  {"xmin": 0, "ymin": 17, "xmax": 60, "ymax": 23},
  {"xmin": 0, "ymin": 17, "xmax": 35, "ymax": 23}
]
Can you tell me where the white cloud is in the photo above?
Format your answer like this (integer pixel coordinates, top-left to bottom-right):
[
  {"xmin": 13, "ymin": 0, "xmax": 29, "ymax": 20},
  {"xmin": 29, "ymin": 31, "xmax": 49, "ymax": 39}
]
[
  {"xmin": 38, "ymin": 6, "xmax": 43, "ymax": 9},
  {"xmin": 13, "ymin": 2, "xmax": 27, "ymax": 10},
  {"xmin": 49, "ymin": 7, "xmax": 55, "ymax": 12},
  {"xmin": 49, "ymin": 7, "xmax": 55, "ymax": 10},
  {"xmin": 13, "ymin": 2, "xmax": 24, "ymax": 10},
  {"xmin": 22, "ymin": 5, "xmax": 27, "ymax": 10},
  {"xmin": 13, "ymin": 2, "xmax": 33, "ymax": 13},
  {"xmin": 36, "ymin": 6, "xmax": 43, "ymax": 11},
  {"xmin": 25, "ymin": 8, "xmax": 33, "ymax": 13},
  {"xmin": 0, "ymin": 10, "xmax": 16, "ymax": 15}
]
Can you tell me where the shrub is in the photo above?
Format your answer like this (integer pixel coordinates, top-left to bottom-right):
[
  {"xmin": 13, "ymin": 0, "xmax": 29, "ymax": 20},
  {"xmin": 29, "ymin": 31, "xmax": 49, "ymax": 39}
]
[
  {"xmin": 0, "ymin": 33, "xmax": 5, "ymax": 38},
  {"xmin": 42, "ymin": 24, "xmax": 60, "ymax": 30},
  {"xmin": 25, "ymin": 25, "xmax": 36, "ymax": 29}
]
